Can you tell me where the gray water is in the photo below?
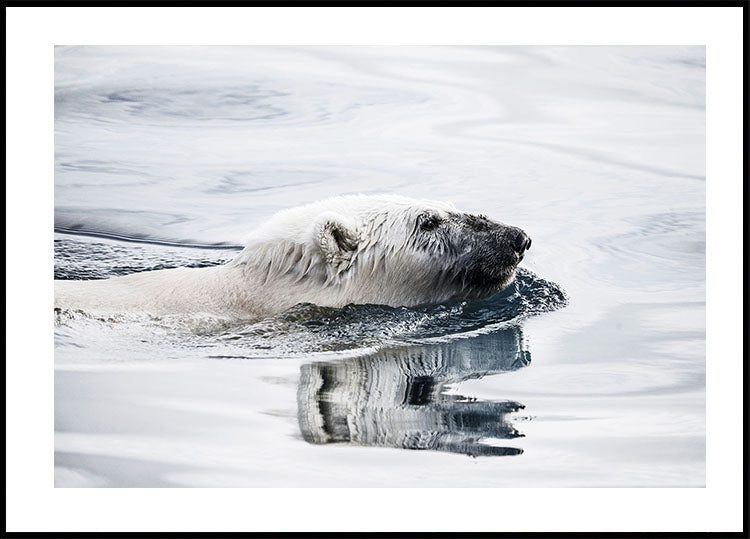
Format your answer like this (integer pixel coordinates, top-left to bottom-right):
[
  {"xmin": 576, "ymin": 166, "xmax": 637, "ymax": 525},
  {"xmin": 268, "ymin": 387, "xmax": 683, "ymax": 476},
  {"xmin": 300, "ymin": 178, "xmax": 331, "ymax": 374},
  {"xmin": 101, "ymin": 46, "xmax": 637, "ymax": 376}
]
[{"xmin": 54, "ymin": 46, "xmax": 705, "ymax": 487}]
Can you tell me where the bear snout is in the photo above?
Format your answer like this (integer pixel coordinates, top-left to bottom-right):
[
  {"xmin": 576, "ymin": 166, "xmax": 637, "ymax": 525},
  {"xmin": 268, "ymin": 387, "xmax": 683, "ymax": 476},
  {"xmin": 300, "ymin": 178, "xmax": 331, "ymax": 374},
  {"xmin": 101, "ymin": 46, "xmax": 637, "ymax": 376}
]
[{"xmin": 511, "ymin": 229, "xmax": 532, "ymax": 259}]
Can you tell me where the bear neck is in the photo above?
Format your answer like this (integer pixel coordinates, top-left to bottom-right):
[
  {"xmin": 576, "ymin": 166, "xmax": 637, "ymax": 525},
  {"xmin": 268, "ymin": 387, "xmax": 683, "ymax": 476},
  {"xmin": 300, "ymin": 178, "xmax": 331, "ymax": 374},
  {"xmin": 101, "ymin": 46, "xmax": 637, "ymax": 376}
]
[{"xmin": 228, "ymin": 239, "xmax": 349, "ymax": 314}]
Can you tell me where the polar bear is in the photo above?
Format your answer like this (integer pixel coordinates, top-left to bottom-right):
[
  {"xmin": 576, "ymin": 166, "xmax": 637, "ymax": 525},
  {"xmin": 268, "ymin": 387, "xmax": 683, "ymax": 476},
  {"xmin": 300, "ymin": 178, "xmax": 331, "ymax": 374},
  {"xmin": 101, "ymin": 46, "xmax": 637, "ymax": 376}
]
[{"xmin": 54, "ymin": 194, "xmax": 531, "ymax": 319}]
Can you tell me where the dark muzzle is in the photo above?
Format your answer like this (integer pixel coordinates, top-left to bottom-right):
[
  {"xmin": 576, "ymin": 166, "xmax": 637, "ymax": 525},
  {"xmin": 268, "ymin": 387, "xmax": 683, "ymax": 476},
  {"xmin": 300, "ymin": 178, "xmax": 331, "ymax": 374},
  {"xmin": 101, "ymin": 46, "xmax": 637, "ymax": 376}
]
[{"xmin": 455, "ymin": 215, "xmax": 531, "ymax": 294}]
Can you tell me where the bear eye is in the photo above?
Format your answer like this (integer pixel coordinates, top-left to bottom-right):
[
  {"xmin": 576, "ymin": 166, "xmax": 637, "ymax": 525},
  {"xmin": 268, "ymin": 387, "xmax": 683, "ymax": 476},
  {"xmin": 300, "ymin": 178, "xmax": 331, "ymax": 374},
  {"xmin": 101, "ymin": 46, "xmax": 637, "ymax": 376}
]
[{"xmin": 420, "ymin": 214, "xmax": 441, "ymax": 231}]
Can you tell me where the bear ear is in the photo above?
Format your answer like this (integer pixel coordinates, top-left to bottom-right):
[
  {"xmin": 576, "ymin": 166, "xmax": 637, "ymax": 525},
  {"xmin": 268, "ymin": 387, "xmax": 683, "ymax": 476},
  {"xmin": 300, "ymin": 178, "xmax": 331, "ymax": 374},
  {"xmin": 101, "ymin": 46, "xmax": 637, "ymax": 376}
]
[{"xmin": 315, "ymin": 213, "xmax": 359, "ymax": 268}]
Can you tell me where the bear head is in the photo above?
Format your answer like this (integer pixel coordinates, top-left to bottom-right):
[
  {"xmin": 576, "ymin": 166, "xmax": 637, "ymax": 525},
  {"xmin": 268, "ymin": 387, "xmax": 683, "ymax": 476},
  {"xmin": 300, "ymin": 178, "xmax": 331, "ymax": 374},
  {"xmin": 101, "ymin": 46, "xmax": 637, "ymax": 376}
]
[{"xmin": 234, "ymin": 194, "xmax": 531, "ymax": 311}]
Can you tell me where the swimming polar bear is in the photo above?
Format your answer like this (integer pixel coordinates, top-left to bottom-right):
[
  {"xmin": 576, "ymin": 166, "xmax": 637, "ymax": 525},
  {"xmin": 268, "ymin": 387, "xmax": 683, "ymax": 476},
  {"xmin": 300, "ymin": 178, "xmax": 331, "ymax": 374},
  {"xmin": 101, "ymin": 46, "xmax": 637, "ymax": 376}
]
[{"xmin": 54, "ymin": 194, "xmax": 531, "ymax": 319}]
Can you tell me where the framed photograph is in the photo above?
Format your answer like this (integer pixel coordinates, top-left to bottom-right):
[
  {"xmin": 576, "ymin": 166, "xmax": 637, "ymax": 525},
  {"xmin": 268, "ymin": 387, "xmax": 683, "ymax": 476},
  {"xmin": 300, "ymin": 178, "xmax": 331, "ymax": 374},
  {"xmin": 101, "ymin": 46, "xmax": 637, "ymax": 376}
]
[{"xmin": 5, "ymin": 6, "xmax": 744, "ymax": 535}]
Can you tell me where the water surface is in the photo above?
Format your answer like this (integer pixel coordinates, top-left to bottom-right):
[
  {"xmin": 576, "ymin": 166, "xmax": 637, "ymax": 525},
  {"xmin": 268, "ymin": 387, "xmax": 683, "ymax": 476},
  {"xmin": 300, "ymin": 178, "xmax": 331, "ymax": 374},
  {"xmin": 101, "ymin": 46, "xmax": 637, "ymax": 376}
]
[{"xmin": 54, "ymin": 46, "xmax": 705, "ymax": 487}]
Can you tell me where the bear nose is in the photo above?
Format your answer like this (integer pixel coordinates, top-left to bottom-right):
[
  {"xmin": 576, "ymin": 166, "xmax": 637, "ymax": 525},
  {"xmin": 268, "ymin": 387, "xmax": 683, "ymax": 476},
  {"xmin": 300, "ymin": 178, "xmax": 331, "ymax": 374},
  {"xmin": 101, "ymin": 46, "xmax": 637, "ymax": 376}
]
[{"xmin": 513, "ymin": 230, "xmax": 531, "ymax": 254}]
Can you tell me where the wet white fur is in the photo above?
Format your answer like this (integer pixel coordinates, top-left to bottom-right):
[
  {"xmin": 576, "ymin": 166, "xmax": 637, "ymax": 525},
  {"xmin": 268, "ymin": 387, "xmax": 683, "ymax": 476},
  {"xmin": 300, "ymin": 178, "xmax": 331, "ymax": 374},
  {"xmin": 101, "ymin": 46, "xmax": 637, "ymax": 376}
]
[{"xmin": 55, "ymin": 194, "xmax": 470, "ymax": 319}]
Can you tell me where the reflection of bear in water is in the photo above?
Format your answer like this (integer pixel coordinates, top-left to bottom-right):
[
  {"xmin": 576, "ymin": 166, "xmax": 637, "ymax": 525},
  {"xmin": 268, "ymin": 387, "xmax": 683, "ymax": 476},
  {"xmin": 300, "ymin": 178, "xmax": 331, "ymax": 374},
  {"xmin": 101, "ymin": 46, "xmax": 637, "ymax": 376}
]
[{"xmin": 297, "ymin": 327, "xmax": 529, "ymax": 457}]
